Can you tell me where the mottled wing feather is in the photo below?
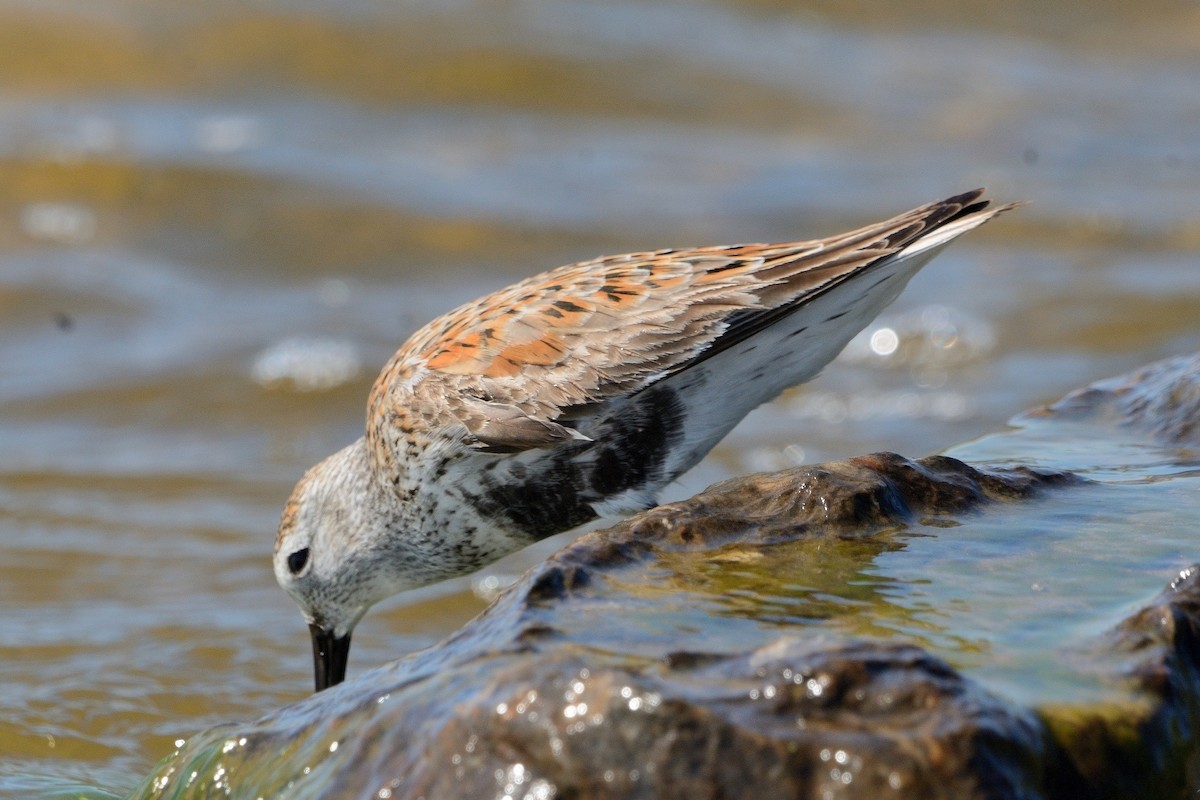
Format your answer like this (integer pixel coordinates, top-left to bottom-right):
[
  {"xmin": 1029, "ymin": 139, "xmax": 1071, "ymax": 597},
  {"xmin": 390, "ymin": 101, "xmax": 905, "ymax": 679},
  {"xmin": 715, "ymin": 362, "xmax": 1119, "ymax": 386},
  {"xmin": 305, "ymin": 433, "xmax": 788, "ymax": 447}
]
[
  {"xmin": 371, "ymin": 189, "xmax": 998, "ymax": 451},
  {"xmin": 455, "ymin": 395, "xmax": 591, "ymax": 452}
]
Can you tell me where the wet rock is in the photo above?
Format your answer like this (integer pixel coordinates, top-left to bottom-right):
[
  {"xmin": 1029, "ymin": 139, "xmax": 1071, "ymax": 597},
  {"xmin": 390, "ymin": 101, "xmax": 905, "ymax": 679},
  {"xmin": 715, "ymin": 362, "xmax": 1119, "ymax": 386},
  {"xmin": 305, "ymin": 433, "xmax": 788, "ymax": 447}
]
[
  {"xmin": 1041, "ymin": 565, "xmax": 1200, "ymax": 799},
  {"xmin": 1034, "ymin": 352, "xmax": 1200, "ymax": 445},
  {"xmin": 613, "ymin": 452, "xmax": 1078, "ymax": 547},
  {"xmin": 353, "ymin": 639, "xmax": 1049, "ymax": 800},
  {"xmin": 131, "ymin": 562, "xmax": 1200, "ymax": 800}
]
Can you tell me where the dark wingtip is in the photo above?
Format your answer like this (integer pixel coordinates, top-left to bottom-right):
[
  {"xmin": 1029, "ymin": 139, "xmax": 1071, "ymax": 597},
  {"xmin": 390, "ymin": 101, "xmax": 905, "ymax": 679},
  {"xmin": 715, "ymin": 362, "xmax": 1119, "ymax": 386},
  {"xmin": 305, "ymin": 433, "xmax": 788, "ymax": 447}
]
[
  {"xmin": 939, "ymin": 188, "xmax": 989, "ymax": 221},
  {"xmin": 942, "ymin": 188, "xmax": 1029, "ymax": 220},
  {"xmin": 942, "ymin": 187, "xmax": 988, "ymax": 208},
  {"xmin": 937, "ymin": 188, "xmax": 1030, "ymax": 227}
]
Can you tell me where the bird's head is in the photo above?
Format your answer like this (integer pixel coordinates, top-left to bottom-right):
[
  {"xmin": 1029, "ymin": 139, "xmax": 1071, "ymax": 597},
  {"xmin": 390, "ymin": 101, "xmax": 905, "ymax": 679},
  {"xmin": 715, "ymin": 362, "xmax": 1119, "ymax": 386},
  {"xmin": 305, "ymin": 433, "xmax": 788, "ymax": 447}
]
[{"xmin": 273, "ymin": 439, "xmax": 412, "ymax": 692}]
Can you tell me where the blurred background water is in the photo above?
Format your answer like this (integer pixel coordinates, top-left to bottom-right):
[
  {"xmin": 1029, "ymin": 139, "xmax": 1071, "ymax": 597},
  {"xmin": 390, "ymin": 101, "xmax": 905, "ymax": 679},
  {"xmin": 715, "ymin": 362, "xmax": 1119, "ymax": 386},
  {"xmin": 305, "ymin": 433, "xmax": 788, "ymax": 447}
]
[{"xmin": 0, "ymin": 0, "xmax": 1197, "ymax": 796}]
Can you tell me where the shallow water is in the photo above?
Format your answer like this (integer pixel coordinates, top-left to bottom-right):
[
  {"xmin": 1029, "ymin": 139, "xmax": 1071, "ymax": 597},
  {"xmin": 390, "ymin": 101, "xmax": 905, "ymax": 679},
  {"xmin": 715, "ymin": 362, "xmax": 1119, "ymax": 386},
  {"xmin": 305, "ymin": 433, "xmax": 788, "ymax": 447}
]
[{"xmin": 0, "ymin": 0, "xmax": 1198, "ymax": 796}]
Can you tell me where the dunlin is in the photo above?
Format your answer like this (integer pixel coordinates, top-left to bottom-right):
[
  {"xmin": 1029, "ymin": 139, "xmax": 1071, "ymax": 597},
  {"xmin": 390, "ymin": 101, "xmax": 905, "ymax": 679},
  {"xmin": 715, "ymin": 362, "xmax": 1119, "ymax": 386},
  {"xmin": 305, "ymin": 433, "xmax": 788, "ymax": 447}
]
[{"xmin": 275, "ymin": 189, "xmax": 1017, "ymax": 691}]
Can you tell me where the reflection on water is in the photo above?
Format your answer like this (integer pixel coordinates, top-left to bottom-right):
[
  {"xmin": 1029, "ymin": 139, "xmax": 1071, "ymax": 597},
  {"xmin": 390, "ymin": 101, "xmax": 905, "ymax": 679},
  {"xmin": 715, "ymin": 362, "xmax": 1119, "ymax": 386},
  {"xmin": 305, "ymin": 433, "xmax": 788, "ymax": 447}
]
[{"xmin": 0, "ymin": 0, "xmax": 1197, "ymax": 795}]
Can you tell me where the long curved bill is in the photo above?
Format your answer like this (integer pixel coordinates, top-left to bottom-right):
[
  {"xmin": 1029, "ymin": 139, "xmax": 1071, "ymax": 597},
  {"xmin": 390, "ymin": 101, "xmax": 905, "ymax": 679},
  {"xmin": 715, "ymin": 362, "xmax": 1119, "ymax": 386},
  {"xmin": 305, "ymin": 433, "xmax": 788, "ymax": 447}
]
[{"xmin": 309, "ymin": 623, "xmax": 352, "ymax": 692}]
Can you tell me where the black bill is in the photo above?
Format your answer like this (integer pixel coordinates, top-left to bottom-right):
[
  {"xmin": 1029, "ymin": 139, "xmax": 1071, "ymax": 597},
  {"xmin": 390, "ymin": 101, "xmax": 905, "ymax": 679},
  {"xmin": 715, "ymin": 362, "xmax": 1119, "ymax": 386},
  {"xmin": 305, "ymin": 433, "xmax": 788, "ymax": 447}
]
[{"xmin": 309, "ymin": 623, "xmax": 352, "ymax": 692}]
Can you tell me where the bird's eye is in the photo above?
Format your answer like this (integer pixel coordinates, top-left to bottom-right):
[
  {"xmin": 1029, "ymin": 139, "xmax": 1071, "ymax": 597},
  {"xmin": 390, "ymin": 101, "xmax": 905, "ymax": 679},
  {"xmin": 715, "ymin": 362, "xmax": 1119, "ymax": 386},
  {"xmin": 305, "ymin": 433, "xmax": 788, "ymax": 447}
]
[{"xmin": 287, "ymin": 548, "xmax": 311, "ymax": 575}]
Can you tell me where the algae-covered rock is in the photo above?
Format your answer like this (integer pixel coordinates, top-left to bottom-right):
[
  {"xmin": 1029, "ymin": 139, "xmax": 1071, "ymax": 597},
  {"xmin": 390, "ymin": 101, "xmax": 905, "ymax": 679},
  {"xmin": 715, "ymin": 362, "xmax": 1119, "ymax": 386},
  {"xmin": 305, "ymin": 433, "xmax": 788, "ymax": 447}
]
[{"xmin": 1040, "ymin": 564, "xmax": 1200, "ymax": 800}]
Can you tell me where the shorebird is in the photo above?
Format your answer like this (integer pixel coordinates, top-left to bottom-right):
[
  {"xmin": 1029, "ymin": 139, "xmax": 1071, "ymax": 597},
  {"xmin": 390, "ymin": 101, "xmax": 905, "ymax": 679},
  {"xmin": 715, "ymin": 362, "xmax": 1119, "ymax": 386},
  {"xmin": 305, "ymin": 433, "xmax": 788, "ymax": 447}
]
[{"xmin": 274, "ymin": 189, "xmax": 1016, "ymax": 691}]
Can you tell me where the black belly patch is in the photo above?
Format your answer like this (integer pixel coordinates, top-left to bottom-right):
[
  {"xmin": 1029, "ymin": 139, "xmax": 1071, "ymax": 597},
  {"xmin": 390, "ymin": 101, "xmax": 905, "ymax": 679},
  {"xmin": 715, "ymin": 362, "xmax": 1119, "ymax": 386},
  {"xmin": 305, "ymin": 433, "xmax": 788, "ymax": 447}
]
[
  {"xmin": 468, "ymin": 385, "xmax": 685, "ymax": 541},
  {"xmin": 586, "ymin": 384, "xmax": 685, "ymax": 498},
  {"xmin": 473, "ymin": 453, "xmax": 596, "ymax": 541}
]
